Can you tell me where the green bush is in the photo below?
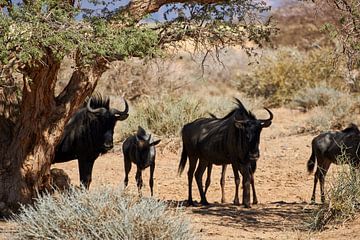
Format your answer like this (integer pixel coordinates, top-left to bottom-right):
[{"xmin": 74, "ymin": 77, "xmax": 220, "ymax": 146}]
[
  {"xmin": 11, "ymin": 187, "xmax": 195, "ymax": 240},
  {"xmin": 237, "ymin": 48, "xmax": 346, "ymax": 106},
  {"xmin": 308, "ymin": 151, "xmax": 360, "ymax": 231}
]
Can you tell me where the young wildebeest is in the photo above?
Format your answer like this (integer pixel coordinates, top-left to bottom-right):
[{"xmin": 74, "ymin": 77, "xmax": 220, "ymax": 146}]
[
  {"xmin": 122, "ymin": 126, "xmax": 161, "ymax": 196},
  {"xmin": 307, "ymin": 123, "xmax": 360, "ymax": 203},
  {"xmin": 53, "ymin": 94, "xmax": 129, "ymax": 189},
  {"xmin": 178, "ymin": 98, "xmax": 272, "ymax": 207}
]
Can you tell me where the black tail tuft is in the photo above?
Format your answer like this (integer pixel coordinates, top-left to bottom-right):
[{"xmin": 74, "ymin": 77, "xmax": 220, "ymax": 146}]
[
  {"xmin": 178, "ymin": 146, "xmax": 188, "ymax": 176},
  {"xmin": 307, "ymin": 144, "xmax": 316, "ymax": 173}
]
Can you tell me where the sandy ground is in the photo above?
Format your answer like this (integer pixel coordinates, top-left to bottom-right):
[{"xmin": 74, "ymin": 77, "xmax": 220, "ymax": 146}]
[{"xmin": 1, "ymin": 108, "xmax": 360, "ymax": 239}]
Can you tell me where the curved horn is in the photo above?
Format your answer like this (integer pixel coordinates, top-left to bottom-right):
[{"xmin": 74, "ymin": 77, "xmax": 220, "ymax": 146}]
[
  {"xmin": 260, "ymin": 107, "xmax": 273, "ymax": 128},
  {"xmin": 112, "ymin": 99, "xmax": 129, "ymax": 121},
  {"xmin": 86, "ymin": 98, "xmax": 106, "ymax": 114}
]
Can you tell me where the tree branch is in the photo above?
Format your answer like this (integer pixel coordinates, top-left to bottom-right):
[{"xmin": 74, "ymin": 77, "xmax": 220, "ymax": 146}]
[{"xmin": 124, "ymin": 0, "xmax": 227, "ymax": 22}]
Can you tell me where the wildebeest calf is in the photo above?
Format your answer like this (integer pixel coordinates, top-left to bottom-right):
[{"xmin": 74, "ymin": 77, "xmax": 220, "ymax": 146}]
[
  {"xmin": 307, "ymin": 123, "xmax": 360, "ymax": 203},
  {"xmin": 122, "ymin": 126, "xmax": 161, "ymax": 196}
]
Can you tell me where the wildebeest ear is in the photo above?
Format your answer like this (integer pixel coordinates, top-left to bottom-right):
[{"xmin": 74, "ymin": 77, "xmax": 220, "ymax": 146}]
[
  {"xmin": 105, "ymin": 98, "xmax": 110, "ymax": 109},
  {"xmin": 137, "ymin": 126, "xmax": 146, "ymax": 136},
  {"xmin": 150, "ymin": 139, "xmax": 161, "ymax": 146}
]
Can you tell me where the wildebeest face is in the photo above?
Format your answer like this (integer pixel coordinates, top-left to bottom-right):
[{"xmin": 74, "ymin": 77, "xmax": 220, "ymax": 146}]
[
  {"xmin": 135, "ymin": 135, "xmax": 161, "ymax": 169},
  {"xmin": 234, "ymin": 108, "xmax": 273, "ymax": 161},
  {"xmin": 87, "ymin": 98, "xmax": 129, "ymax": 152}
]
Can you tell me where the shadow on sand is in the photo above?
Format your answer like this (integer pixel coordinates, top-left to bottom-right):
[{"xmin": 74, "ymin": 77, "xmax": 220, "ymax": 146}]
[{"xmin": 166, "ymin": 199, "xmax": 315, "ymax": 231}]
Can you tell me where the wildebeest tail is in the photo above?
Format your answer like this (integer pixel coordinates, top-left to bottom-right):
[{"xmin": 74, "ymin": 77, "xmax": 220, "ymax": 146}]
[
  {"xmin": 178, "ymin": 145, "xmax": 188, "ymax": 175},
  {"xmin": 307, "ymin": 144, "xmax": 316, "ymax": 173}
]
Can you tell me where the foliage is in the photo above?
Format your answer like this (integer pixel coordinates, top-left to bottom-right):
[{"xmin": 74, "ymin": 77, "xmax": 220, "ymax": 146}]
[
  {"xmin": 291, "ymin": 86, "xmax": 344, "ymax": 111},
  {"xmin": 117, "ymin": 94, "xmax": 231, "ymax": 139},
  {"xmin": 319, "ymin": 0, "xmax": 360, "ymax": 70},
  {"xmin": 308, "ymin": 150, "xmax": 360, "ymax": 231},
  {"xmin": 305, "ymin": 93, "xmax": 360, "ymax": 132},
  {"xmin": 10, "ymin": 187, "xmax": 196, "ymax": 240},
  {"xmin": 115, "ymin": 91, "xmax": 263, "ymax": 141},
  {"xmin": 0, "ymin": 1, "xmax": 159, "ymax": 67},
  {"xmin": 237, "ymin": 47, "xmax": 347, "ymax": 106}
]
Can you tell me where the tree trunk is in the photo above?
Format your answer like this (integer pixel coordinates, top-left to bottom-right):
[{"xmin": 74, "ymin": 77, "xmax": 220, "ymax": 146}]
[{"xmin": 0, "ymin": 53, "xmax": 107, "ymax": 216}]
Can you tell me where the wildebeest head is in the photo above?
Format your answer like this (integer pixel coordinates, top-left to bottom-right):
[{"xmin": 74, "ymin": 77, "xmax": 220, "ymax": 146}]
[
  {"xmin": 134, "ymin": 126, "xmax": 161, "ymax": 169},
  {"xmin": 58, "ymin": 94, "xmax": 129, "ymax": 156},
  {"xmin": 85, "ymin": 95, "xmax": 129, "ymax": 152},
  {"xmin": 232, "ymin": 98, "xmax": 273, "ymax": 161}
]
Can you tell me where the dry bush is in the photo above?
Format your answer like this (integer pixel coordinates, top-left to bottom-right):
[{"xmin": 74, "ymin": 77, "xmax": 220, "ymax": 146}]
[
  {"xmin": 116, "ymin": 94, "xmax": 231, "ymax": 140},
  {"xmin": 10, "ymin": 187, "xmax": 195, "ymax": 240},
  {"xmin": 291, "ymin": 86, "xmax": 345, "ymax": 112},
  {"xmin": 308, "ymin": 151, "xmax": 360, "ymax": 231},
  {"xmin": 236, "ymin": 47, "xmax": 347, "ymax": 107},
  {"xmin": 303, "ymin": 94, "xmax": 360, "ymax": 133}
]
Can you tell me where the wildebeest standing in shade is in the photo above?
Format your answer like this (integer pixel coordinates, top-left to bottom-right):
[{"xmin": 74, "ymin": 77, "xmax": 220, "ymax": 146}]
[
  {"xmin": 307, "ymin": 123, "xmax": 360, "ymax": 203},
  {"xmin": 53, "ymin": 94, "xmax": 129, "ymax": 189},
  {"xmin": 178, "ymin": 98, "xmax": 272, "ymax": 207},
  {"xmin": 122, "ymin": 126, "xmax": 161, "ymax": 196}
]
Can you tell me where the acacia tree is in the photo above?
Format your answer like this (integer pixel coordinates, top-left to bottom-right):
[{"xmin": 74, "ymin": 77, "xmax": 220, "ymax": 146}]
[{"xmin": 0, "ymin": 0, "xmax": 274, "ymax": 215}]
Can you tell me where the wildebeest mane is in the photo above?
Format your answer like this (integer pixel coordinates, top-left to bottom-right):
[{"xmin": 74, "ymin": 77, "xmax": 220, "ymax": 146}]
[{"xmin": 200, "ymin": 99, "xmax": 254, "ymax": 163}]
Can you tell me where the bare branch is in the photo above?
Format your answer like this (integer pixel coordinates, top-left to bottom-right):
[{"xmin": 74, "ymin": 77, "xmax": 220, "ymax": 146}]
[{"xmin": 124, "ymin": 0, "xmax": 228, "ymax": 22}]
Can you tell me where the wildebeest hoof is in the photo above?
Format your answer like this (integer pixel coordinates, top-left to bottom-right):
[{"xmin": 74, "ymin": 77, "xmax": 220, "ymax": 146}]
[
  {"xmin": 221, "ymin": 198, "xmax": 226, "ymax": 204},
  {"xmin": 201, "ymin": 200, "xmax": 209, "ymax": 206},
  {"xmin": 233, "ymin": 200, "xmax": 240, "ymax": 206},
  {"xmin": 243, "ymin": 203, "xmax": 251, "ymax": 208},
  {"xmin": 253, "ymin": 200, "xmax": 258, "ymax": 205},
  {"xmin": 187, "ymin": 200, "xmax": 195, "ymax": 206}
]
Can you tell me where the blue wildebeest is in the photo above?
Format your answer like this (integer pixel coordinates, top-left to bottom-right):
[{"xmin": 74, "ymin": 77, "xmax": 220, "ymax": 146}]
[
  {"xmin": 53, "ymin": 94, "xmax": 129, "ymax": 189},
  {"xmin": 307, "ymin": 123, "xmax": 360, "ymax": 203},
  {"xmin": 178, "ymin": 98, "xmax": 272, "ymax": 207},
  {"xmin": 122, "ymin": 126, "xmax": 161, "ymax": 196}
]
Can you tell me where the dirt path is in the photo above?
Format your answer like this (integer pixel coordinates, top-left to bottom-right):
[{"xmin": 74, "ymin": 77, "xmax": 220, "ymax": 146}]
[{"xmin": 2, "ymin": 108, "xmax": 360, "ymax": 239}]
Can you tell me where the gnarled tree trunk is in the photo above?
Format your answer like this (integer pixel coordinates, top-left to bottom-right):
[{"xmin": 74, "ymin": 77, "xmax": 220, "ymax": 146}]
[{"xmin": 0, "ymin": 52, "xmax": 107, "ymax": 215}]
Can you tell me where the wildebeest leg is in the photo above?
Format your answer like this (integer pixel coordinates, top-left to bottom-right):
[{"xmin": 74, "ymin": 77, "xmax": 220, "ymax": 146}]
[
  {"xmin": 78, "ymin": 158, "xmax": 96, "ymax": 189},
  {"xmin": 204, "ymin": 164, "xmax": 212, "ymax": 195},
  {"xmin": 195, "ymin": 160, "xmax": 209, "ymax": 205},
  {"xmin": 149, "ymin": 163, "xmax": 155, "ymax": 196},
  {"xmin": 135, "ymin": 167, "xmax": 143, "ymax": 195},
  {"xmin": 124, "ymin": 156, "xmax": 132, "ymax": 188},
  {"xmin": 251, "ymin": 173, "xmax": 258, "ymax": 204},
  {"xmin": 231, "ymin": 164, "xmax": 240, "ymax": 205},
  {"xmin": 239, "ymin": 163, "xmax": 251, "ymax": 208},
  {"xmin": 220, "ymin": 164, "xmax": 227, "ymax": 203},
  {"xmin": 311, "ymin": 168, "xmax": 319, "ymax": 203},
  {"xmin": 319, "ymin": 161, "xmax": 331, "ymax": 203},
  {"xmin": 187, "ymin": 156, "xmax": 197, "ymax": 206}
]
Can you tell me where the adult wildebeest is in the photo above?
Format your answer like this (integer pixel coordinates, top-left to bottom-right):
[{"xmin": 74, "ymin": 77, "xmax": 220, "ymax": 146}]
[
  {"xmin": 307, "ymin": 123, "xmax": 360, "ymax": 203},
  {"xmin": 53, "ymin": 94, "xmax": 129, "ymax": 189},
  {"xmin": 122, "ymin": 126, "xmax": 161, "ymax": 196},
  {"xmin": 178, "ymin": 98, "xmax": 272, "ymax": 207}
]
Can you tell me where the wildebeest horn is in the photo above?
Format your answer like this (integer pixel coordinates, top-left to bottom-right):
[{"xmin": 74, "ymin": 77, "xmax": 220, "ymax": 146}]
[
  {"xmin": 86, "ymin": 99, "xmax": 107, "ymax": 114},
  {"xmin": 112, "ymin": 99, "xmax": 129, "ymax": 121},
  {"xmin": 260, "ymin": 107, "xmax": 273, "ymax": 128}
]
